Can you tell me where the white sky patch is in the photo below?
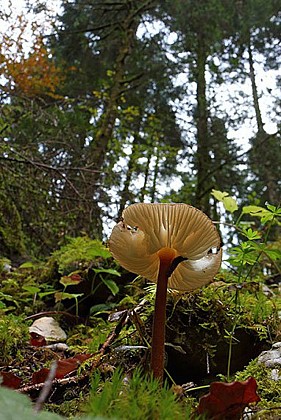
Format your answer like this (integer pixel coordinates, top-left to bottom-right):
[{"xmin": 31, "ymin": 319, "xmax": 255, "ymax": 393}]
[{"xmin": 1, "ymin": 0, "xmax": 62, "ymax": 46}]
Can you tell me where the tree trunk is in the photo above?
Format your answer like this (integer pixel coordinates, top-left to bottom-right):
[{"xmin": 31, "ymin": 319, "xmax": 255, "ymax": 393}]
[
  {"xmin": 151, "ymin": 145, "xmax": 160, "ymax": 203},
  {"xmin": 247, "ymin": 35, "xmax": 265, "ymax": 135},
  {"xmin": 140, "ymin": 152, "xmax": 152, "ymax": 202},
  {"xmin": 75, "ymin": 1, "xmax": 154, "ymax": 236},
  {"xmin": 247, "ymin": 32, "xmax": 280, "ymax": 205},
  {"xmin": 194, "ymin": 39, "xmax": 211, "ymax": 215},
  {"xmin": 117, "ymin": 129, "xmax": 141, "ymax": 220}
]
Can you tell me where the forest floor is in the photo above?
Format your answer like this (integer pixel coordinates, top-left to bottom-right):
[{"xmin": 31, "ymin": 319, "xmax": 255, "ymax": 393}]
[{"xmin": 0, "ymin": 236, "xmax": 281, "ymax": 419}]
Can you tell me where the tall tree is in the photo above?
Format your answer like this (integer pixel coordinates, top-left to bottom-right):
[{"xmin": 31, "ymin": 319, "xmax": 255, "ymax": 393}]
[
  {"xmin": 50, "ymin": 0, "xmax": 157, "ymax": 236},
  {"xmin": 234, "ymin": 0, "xmax": 281, "ymax": 205},
  {"xmin": 159, "ymin": 0, "xmax": 237, "ymax": 215}
]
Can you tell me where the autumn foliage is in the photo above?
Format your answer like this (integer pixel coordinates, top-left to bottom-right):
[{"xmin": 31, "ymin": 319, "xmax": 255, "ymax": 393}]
[
  {"xmin": 0, "ymin": 14, "xmax": 64, "ymax": 98},
  {"xmin": 197, "ymin": 377, "xmax": 261, "ymax": 419}
]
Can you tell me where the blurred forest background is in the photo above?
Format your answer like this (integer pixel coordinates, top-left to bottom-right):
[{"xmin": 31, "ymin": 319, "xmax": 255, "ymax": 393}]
[{"xmin": 0, "ymin": 0, "xmax": 280, "ymax": 260}]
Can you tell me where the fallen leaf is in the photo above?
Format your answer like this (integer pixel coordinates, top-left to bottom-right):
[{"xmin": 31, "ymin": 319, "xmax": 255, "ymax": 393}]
[
  {"xmin": 0, "ymin": 372, "xmax": 22, "ymax": 389},
  {"xmin": 32, "ymin": 354, "xmax": 92, "ymax": 384},
  {"xmin": 32, "ymin": 368, "xmax": 50, "ymax": 384},
  {"xmin": 197, "ymin": 377, "xmax": 260, "ymax": 419},
  {"xmin": 30, "ymin": 332, "xmax": 46, "ymax": 347}
]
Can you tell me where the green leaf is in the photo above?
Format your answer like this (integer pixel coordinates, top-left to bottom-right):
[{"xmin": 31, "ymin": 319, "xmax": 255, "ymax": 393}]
[
  {"xmin": 222, "ymin": 196, "xmax": 238, "ymax": 213},
  {"xmin": 22, "ymin": 285, "xmax": 41, "ymax": 294},
  {"xmin": 60, "ymin": 273, "xmax": 82, "ymax": 287},
  {"xmin": 0, "ymin": 386, "xmax": 63, "ymax": 419},
  {"xmin": 262, "ymin": 249, "xmax": 281, "ymax": 261},
  {"xmin": 54, "ymin": 292, "xmax": 84, "ymax": 303},
  {"xmin": 38, "ymin": 291, "xmax": 56, "ymax": 298},
  {"xmin": 242, "ymin": 205, "xmax": 267, "ymax": 216},
  {"xmin": 211, "ymin": 189, "xmax": 229, "ymax": 201},
  {"xmin": 242, "ymin": 228, "xmax": 261, "ymax": 240},
  {"xmin": 266, "ymin": 203, "xmax": 276, "ymax": 212},
  {"xmin": 101, "ymin": 278, "xmax": 119, "ymax": 296},
  {"xmin": 242, "ymin": 205, "xmax": 276, "ymax": 223},
  {"xmin": 19, "ymin": 261, "xmax": 35, "ymax": 269},
  {"xmin": 90, "ymin": 302, "xmax": 116, "ymax": 314},
  {"xmin": 211, "ymin": 189, "xmax": 238, "ymax": 213},
  {"xmin": 93, "ymin": 268, "xmax": 121, "ymax": 277}
]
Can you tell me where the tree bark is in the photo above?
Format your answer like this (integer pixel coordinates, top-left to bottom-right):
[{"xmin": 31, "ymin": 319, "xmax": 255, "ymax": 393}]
[
  {"xmin": 77, "ymin": 1, "xmax": 155, "ymax": 236},
  {"xmin": 194, "ymin": 39, "xmax": 211, "ymax": 215},
  {"xmin": 117, "ymin": 128, "xmax": 141, "ymax": 220}
]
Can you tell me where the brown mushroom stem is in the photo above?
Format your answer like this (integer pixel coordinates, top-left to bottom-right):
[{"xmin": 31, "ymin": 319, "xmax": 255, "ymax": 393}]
[{"xmin": 151, "ymin": 248, "xmax": 175, "ymax": 382}]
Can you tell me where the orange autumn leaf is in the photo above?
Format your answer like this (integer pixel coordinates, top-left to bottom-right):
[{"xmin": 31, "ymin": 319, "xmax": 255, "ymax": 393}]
[
  {"xmin": 0, "ymin": 13, "xmax": 64, "ymax": 98},
  {"xmin": 4, "ymin": 38, "xmax": 64, "ymax": 97}
]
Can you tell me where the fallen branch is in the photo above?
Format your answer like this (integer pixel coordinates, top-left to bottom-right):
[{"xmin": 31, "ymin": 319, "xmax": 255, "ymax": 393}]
[{"xmin": 34, "ymin": 361, "xmax": 58, "ymax": 413}]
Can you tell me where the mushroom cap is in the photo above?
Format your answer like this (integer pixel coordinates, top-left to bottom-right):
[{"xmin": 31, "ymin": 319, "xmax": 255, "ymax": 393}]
[{"xmin": 109, "ymin": 203, "xmax": 222, "ymax": 291}]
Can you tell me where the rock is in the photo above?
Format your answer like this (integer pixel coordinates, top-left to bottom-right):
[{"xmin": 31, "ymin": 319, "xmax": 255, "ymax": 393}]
[
  {"xmin": 270, "ymin": 368, "xmax": 280, "ymax": 381},
  {"xmin": 29, "ymin": 317, "xmax": 67, "ymax": 343},
  {"xmin": 257, "ymin": 342, "xmax": 281, "ymax": 368}
]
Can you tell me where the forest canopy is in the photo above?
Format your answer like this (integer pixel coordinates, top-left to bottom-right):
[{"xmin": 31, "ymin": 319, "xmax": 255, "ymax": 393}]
[{"xmin": 0, "ymin": 0, "xmax": 280, "ymax": 258}]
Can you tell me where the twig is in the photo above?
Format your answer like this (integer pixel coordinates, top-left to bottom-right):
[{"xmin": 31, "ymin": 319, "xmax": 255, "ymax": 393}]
[
  {"xmin": 98, "ymin": 310, "xmax": 128, "ymax": 356},
  {"xmin": 33, "ymin": 361, "xmax": 57, "ymax": 413},
  {"xmin": 18, "ymin": 373, "xmax": 86, "ymax": 394},
  {"xmin": 24, "ymin": 311, "xmax": 80, "ymax": 322}
]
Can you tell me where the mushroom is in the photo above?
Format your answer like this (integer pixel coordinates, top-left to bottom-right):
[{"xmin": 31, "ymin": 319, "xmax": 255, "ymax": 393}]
[{"xmin": 109, "ymin": 203, "xmax": 222, "ymax": 382}]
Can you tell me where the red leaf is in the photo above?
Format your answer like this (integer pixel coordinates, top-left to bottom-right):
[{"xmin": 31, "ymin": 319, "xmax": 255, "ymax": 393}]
[
  {"xmin": 30, "ymin": 332, "xmax": 46, "ymax": 347},
  {"xmin": 197, "ymin": 377, "xmax": 260, "ymax": 419},
  {"xmin": 0, "ymin": 372, "xmax": 22, "ymax": 389},
  {"xmin": 32, "ymin": 368, "xmax": 50, "ymax": 384},
  {"xmin": 73, "ymin": 353, "xmax": 92, "ymax": 363},
  {"xmin": 32, "ymin": 354, "xmax": 92, "ymax": 384},
  {"xmin": 55, "ymin": 358, "xmax": 79, "ymax": 379}
]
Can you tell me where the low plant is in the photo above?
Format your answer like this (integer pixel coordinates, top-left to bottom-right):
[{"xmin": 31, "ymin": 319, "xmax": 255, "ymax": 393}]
[
  {"xmin": 0, "ymin": 314, "xmax": 29, "ymax": 363},
  {"xmin": 86, "ymin": 368, "xmax": 196, "ymax": 420},
  {"xmin": 211, "ymin": 190, "xmax": 281, "ymax": 379}
]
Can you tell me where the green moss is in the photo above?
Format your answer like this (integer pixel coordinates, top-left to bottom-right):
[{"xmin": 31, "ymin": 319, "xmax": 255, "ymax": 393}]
[
  {"xmin": 0, "ymin": 192, "xmax": 26, "ymax": 257},
  {"xmin": 172, "ymin": 281, "xmax": 281, "ymax": 341},
  {"xmin": 45, "ymin": 394, "xmax": 89, "ymax": 418},
  {"xmin": 86, "ymin": 368, "xmax": 198, "ymax": 420},
  {"xmin": 0, "ymin": 314, "xmax": 29, "ymax": 363},
  {"xmin": 66, "ymin": 320, "xmax": 111, "ymax": 354},
  {"xmin": 235, "ymin": 359, "xmax": 281, "ymax": 416}
]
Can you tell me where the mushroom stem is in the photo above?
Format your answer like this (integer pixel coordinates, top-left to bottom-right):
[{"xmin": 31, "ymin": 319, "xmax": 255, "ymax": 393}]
[{"xmin": 151, "ymin": 249, "xmax": 175, "ymax": 382}]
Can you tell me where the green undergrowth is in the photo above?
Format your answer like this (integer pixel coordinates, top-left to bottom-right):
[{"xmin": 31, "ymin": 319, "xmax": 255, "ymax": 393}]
[
  {"xmin": 0, "ymin": 314, "xmax": 29, "ymax": 364},
  {"xmin": 0, "ymin": 237, "xmax": 122, "ymax": 317},
  {"xmin": 0, "ymin": 196, "xmax": 281, "ymax": 418},
  {"xmin": 0, "ymin": 369, "xmax": 200, "ymax": 420},
  {"xmin": 235, "ymin": 359, "xmax": 281, "ymax": 418},
  {"xmin": 85, "ymin": 368, "xmax": 197, "ymax": 420},
  {"xmin": 235, "ymin": 359, "xmax": 281, "ymax": 405},
  {"xmin": 171, "ymin": 278, "xmax": 281, "ymax": 340}
]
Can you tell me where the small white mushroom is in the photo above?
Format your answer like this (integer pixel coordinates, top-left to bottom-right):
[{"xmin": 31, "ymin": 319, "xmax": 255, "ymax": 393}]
[{"xmin": 29, "ymin": 317, "xmax": 67, "ymax": 343}]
